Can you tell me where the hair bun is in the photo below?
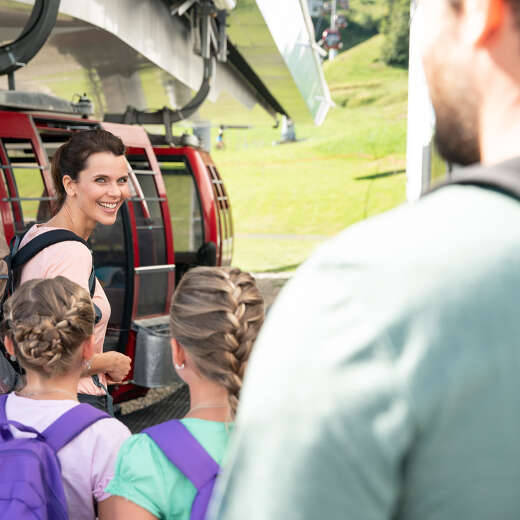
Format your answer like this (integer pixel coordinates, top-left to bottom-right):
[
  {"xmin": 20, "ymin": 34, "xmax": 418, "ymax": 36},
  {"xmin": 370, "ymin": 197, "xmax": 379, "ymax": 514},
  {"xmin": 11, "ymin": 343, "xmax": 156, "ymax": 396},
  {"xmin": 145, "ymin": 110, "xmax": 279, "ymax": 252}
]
[{"xmin": 3, "ymin": 277, "xmax": 95, "ymax": 377}]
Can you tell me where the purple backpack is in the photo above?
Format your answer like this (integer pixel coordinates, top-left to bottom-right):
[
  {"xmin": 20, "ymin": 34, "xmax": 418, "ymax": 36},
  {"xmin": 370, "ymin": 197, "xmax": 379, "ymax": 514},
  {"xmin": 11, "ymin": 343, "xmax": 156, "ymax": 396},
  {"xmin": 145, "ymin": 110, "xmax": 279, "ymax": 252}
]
[
  {"xmin": 144, "ymin": 420, "xmax": 220, "ymax": 520},
  {"xmin": 0, "ymin": 393, "xmax": 109, "ymax": 519}
]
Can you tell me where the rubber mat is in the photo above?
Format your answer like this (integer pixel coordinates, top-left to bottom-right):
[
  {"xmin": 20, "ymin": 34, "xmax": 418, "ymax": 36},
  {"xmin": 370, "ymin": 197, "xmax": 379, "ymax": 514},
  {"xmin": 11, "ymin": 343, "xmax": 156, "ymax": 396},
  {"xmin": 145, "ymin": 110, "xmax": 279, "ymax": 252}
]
[{"xmin": 118, "ymin": 384, "xmax": 190, "ymax": 433}]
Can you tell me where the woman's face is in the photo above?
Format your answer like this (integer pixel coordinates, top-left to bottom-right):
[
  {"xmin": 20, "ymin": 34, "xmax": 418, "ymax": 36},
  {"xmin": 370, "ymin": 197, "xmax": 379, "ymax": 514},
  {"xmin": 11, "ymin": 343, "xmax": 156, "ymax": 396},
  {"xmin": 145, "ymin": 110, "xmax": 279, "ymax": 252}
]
[{"xmin": 67, "ymin": 151, "xmax": 130, "ymax": 226}]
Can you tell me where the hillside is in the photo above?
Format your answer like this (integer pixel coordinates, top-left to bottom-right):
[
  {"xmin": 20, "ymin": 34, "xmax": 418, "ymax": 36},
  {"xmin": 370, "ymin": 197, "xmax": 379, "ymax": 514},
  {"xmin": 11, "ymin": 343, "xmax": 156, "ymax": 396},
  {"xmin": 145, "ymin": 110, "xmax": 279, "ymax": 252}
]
[
  {"xmin": 215, "ymin": 35, "xmax": 409, "ymax": 272},
  {"xmin": 329, "ymin": 0, "xmax": 389, "ymax": 50}
]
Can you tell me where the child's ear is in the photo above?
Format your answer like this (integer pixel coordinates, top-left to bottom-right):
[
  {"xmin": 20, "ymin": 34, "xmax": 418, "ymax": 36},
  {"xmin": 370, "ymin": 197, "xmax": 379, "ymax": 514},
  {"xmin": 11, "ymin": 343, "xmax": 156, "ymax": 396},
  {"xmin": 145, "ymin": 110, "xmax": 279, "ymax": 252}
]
[
  {"xmin": 170, "ymin": 338, "xmax": 186, "ymax": 368},
  {"xmin": 82, "ymin": 335, "xmax": 96, "ymax": 361},
  {"xmin": 3, "ymin": 336, "xmax": 14, "ymax": 356}
]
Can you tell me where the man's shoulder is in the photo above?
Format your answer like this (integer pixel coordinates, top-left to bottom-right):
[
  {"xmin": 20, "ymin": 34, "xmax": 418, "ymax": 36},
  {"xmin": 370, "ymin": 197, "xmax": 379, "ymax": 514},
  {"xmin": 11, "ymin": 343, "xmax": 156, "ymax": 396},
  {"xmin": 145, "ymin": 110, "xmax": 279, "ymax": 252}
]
[{"xmin": 313, "ymin": 179, "xmax": 520, "ymax": 276}]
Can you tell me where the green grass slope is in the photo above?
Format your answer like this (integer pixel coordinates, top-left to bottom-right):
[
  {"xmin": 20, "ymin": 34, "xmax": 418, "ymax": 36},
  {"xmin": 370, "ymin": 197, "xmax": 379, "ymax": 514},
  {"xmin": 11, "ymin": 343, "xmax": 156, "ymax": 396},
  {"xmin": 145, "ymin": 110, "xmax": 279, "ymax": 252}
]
[{"xmin": 215, "ymin": 35, "xmax": 408, "ymax": 272}]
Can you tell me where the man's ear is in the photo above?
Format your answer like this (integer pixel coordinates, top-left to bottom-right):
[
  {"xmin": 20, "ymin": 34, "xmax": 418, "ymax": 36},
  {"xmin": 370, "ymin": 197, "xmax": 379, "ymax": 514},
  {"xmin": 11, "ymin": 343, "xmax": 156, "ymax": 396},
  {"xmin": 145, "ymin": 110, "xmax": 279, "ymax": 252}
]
[
  {"xmin": 170, "ymin": 338, "xmax": 186, "ymax": 367},
  {"xmin": 4, "ymin": 336, "xmax": 14, "ymax": 356},
  {"xmin": 463, "ymin": 0, "xmax": 505, "ymax": 46},
  {"xmin": 82, "ymin": 335, "xmax": 96, "ymax": 361}
]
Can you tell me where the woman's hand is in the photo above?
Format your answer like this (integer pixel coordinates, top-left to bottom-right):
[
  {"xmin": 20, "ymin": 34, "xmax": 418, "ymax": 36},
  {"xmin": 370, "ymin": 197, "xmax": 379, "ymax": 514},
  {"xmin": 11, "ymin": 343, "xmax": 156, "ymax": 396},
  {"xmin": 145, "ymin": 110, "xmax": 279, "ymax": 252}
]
[
  {"xmin": 88, "ymin": 352, "xmax": 132, "ymax": 382},
  {"xmin": 102, "ymin": 351, "xmax": 132, "ymax": 382}
]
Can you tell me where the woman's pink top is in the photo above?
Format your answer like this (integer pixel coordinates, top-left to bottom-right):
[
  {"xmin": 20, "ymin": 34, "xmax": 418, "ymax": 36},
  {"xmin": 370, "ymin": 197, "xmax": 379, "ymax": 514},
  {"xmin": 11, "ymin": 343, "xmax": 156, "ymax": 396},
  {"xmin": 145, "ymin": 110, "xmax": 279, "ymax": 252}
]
[
  {"xmin": 20, "ymin": 225, "xmax": 111, "ymax": 395},
  {"xmin": 5, "ymin": 392, "xmax": 130, "ymax": 520}
]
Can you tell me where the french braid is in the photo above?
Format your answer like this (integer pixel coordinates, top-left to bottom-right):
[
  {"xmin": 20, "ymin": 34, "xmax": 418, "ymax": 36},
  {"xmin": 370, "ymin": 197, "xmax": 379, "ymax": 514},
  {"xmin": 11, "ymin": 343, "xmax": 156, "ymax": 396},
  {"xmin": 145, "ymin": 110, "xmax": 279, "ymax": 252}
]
[
  {"xmin": 3, "ymin": 277, "xmax": 95, "ymax": 377},
  {"xmin": 170, "ymin": 267, "xmax": 264, "ymax": 418}
]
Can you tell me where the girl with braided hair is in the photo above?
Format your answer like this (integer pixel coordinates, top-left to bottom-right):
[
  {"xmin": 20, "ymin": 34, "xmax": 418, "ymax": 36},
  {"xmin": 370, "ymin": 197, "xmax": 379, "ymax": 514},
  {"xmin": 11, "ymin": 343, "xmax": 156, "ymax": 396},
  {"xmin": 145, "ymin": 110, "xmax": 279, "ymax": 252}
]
[
  {"xmin": 106, "ymin": 266, "xmax": 264, "ymax": 520},
  {"xmin": 2, "ymin": 277, "xmax": 130, "ymax": 520}
]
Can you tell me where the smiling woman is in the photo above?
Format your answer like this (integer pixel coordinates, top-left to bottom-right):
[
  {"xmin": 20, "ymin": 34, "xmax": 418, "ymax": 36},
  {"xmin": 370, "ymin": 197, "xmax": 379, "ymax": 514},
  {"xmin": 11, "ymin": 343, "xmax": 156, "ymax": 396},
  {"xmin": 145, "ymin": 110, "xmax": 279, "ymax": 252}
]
[{"xmin": 17, "ymin": 129, "xmax": 133, "ymax": 414}]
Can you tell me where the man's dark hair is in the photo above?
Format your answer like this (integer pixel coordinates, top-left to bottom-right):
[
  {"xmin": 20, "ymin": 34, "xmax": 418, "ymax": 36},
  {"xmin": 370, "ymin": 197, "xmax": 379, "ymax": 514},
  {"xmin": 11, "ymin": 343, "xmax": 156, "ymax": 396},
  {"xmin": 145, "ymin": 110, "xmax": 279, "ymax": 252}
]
[{"xmin": 448, "ymin": 0, "xmax": 520, "ymax": 28}]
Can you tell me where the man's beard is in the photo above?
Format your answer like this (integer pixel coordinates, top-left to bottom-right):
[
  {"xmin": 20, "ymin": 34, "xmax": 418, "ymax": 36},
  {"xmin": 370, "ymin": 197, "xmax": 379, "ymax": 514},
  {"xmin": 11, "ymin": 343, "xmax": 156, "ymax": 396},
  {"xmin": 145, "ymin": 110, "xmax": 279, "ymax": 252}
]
[
  {"xmin": 427, "ymin": 59, "xmax": 481, "ymax": 166},
  {"xmin": 433, "ymin": 102, "xmax": 480, "ymax": 166}
]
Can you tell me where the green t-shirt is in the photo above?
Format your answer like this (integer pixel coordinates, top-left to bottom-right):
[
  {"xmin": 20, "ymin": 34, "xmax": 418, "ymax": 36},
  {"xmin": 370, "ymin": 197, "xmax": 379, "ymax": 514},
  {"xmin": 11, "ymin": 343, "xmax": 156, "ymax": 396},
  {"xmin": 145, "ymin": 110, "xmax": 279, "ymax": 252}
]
[
  {"xmin": 211, "ymin": 181, "xmax": 520, "ymax": 520},
  {"xmin": 107, "ymin": 419, "xmax": 233, "ymax": 519}
]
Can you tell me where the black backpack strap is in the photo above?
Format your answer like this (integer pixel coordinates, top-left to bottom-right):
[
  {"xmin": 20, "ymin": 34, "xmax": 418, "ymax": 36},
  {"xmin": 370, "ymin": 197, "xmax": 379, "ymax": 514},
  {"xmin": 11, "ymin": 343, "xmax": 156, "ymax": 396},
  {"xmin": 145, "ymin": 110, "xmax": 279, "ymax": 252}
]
[
  {"xmin": 427, "ymin": 158, "xmax": 520, "ymax": 201},
  {"xmin": 88, "ymin": 266, "xmax": 96, "ymax": 298},
  {"xmin": 11, "ymin": 230, "xmax": 90, "ymax": 269},
  {"xmin": 9, "ymin": 228, "xmax": 99, "ymax": 317}
]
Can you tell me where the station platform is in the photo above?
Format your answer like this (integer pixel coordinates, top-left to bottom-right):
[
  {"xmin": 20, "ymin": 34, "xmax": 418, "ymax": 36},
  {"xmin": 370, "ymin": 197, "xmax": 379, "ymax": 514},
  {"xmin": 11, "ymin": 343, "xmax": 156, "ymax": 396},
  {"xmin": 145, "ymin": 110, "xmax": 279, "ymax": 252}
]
[{"xmin": 118, "ymin": 384, "xmax": 190, "ymax": 433}]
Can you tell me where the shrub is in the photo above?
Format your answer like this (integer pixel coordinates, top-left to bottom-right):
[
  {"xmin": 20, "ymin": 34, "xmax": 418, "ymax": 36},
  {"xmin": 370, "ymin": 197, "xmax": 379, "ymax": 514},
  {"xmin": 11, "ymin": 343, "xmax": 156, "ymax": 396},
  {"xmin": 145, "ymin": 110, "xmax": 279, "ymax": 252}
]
[{"xmin": 381, "ymin": 0, "xmax": 410, "ymax": 67}]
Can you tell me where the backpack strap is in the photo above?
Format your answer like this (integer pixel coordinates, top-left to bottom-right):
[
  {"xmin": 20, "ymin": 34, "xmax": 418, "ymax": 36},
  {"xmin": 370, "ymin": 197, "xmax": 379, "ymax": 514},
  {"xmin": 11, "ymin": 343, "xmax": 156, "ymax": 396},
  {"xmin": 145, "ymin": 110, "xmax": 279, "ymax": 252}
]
[
  {"xmin": 41, "ymin": 403, "xmax": 110, "ymax": 453},
  {"xmin": 0, "ymin": 394, "xmax": 45, "ymax": 441},
  {"xmin": 11, "ymin": 229, "xmax": 89, "ymax": 269},
  {"xmin": 10, "ymin": 228, "xmax": 98, "ymax": 308},
  {"xmin": 0, "ymin": 393, "xmax": 8, "ymax": 424},
  {"xmin": 428, "ymin": 159, "xmax": 520, "ymax": 201},
  {"xmin": 144, "ymin": 420, "xmax": 219, "ymax": 518}
]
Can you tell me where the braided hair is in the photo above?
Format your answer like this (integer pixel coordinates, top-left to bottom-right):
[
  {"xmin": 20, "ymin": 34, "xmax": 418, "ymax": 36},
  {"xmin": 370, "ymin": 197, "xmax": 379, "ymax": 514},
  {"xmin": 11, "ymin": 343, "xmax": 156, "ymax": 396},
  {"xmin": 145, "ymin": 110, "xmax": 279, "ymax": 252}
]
[
  {"xmin": 170, "ymin": 267, "xmax": 264, "ymax": 418},
  {"xmin": 3, "ymin": 277, "xmax": 95, "ymax": 377}
]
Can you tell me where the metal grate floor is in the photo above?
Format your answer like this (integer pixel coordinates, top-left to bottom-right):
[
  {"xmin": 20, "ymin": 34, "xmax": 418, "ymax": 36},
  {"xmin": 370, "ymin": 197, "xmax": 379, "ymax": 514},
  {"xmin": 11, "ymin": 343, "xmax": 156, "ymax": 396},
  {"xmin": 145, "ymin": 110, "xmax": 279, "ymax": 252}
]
[{"xmin": 118, "ymin": 384, "xmax": 190, "ymax": 433}]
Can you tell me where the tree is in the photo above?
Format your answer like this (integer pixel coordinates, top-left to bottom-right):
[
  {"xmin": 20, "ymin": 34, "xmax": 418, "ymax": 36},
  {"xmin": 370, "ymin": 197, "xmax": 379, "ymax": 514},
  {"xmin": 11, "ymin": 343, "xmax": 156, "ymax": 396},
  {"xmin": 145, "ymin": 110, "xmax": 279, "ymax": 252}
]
[{"xmin": 381, "ymin": 0, "xmax": 410, "ymax": 67}]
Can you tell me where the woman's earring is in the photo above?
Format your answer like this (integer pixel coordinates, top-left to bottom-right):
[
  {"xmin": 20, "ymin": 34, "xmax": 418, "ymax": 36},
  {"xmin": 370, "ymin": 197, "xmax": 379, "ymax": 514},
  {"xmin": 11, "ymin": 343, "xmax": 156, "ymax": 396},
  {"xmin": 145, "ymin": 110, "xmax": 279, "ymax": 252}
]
[
  {"xmin": 9, "ymin": 354, "xmax": 16, "ymax": 362},
  {"xmin": 174, "ymin": 363, "xmax": 184, "ymax": 370}
]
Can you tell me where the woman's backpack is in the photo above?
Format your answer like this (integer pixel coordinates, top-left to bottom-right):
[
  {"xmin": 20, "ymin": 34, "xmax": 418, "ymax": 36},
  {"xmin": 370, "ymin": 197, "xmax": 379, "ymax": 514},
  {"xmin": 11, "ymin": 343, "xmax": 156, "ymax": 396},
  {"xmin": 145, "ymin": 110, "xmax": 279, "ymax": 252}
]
[
  {"xmin": 143, "ymin": 420, "xmax": 220, "ymax": 520},
  {"xmin": 0, "ymin": 394, "xmax": 109, "ymax": 519}
]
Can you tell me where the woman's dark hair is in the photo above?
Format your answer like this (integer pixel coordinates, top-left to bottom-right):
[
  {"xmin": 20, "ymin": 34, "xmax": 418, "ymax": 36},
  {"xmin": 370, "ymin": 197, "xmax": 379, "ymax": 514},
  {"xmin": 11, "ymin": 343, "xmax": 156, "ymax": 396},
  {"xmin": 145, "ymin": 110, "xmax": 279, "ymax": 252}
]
[{"xmin": 51, "ymin": 128, "xmax": 125, "ymax": 210}]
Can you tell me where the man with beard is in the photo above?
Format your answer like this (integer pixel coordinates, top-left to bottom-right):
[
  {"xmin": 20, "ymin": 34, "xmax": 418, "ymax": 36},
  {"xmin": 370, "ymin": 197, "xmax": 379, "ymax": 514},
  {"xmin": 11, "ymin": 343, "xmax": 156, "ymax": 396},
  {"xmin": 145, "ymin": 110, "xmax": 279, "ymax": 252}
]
[{"xmin": 210, "ymin": 1, "xmax": 520, "ymax": 519}]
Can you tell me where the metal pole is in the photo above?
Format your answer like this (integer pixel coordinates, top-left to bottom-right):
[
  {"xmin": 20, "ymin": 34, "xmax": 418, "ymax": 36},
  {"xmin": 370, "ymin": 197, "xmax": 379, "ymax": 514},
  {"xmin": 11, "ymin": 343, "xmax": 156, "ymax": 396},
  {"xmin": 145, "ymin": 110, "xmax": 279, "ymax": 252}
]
[
  {"xmin": 329, "ymin": 0, "xmax": 337, "ymax": 60},
  {"xmin": 405, "ymin": 0, "xmax": 436, "ymax": 201}
]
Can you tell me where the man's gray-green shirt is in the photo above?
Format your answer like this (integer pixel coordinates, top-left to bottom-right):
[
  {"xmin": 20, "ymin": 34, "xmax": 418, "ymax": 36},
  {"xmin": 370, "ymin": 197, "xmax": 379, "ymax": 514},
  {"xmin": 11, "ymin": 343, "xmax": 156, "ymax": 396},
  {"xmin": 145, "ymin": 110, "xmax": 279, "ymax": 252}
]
[{"xmin": 211, "ymin": 178, "xmax": 520, "ymax": 519}]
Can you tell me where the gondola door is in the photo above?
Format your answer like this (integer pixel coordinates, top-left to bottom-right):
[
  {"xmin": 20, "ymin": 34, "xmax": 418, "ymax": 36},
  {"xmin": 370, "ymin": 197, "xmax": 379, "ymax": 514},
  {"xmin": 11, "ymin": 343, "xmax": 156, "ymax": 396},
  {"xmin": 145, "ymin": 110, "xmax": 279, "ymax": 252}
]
[{"xmin": 0, "ymin": 111, "xmax": 54, "ymax": 247}]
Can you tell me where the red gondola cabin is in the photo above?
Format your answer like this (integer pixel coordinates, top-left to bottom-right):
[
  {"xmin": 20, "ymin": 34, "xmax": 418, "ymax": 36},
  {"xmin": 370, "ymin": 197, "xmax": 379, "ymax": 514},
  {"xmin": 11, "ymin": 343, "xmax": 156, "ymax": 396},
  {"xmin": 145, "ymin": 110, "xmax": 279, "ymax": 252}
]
[{"xmin": 0, "ymin": 105, "xmax": 233, "ymax": 403}]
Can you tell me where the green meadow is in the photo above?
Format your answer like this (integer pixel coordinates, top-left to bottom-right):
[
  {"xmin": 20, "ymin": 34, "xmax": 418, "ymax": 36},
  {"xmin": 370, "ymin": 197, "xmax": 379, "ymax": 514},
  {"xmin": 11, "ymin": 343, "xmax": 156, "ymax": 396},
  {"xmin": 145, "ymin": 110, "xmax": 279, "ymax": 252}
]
[{"xmin": 213, "ymin": 35, "xmax": 408, "ymax": 272}]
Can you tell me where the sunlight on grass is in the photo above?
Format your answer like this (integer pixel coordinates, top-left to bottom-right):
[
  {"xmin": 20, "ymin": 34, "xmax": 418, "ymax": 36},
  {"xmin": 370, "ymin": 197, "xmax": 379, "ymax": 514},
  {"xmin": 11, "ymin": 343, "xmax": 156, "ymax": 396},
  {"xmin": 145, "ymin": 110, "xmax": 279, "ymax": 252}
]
[
  {"xmin": 211, "ymin": 35, "xmax": 408, "ymax": 272},
  {"xmin": 232, "ymin": 237, "xmax": 327, "ymax": 273}
]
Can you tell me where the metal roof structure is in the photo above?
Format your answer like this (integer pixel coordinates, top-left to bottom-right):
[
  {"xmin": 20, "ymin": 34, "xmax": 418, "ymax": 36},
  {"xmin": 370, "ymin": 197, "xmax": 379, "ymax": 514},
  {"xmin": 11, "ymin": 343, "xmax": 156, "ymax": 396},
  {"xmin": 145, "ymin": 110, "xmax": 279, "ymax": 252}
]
[{"xmin": 0, "ymin": 0, "xmax": 331, "ymax": 126}]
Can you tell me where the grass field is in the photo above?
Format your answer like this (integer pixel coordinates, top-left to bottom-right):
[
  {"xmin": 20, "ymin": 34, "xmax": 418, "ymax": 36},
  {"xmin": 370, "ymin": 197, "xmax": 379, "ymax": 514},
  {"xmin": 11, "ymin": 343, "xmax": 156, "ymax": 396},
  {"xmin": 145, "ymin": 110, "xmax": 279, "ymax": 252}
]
[{"xmin": 213, "ymin": 35, "xmax": 408, "ymax": 272}]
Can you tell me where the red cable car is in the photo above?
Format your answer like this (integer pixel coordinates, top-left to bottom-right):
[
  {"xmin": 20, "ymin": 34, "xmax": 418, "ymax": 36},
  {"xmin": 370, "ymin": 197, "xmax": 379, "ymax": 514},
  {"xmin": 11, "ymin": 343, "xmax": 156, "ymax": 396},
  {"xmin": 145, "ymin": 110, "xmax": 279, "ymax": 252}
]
[
  {"xmin": 322, "ymin": 28, "xmax": 343, "ymax": 51},
  {"xmin": 0, "ymin": 102, "xmax": 233, "ymax": 404}
]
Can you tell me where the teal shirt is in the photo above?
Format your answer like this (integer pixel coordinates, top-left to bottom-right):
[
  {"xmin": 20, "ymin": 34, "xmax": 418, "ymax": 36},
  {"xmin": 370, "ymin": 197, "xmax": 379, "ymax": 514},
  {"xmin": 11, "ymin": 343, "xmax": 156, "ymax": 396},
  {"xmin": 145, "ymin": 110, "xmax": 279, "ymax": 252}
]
[
  {"xmin": 211, "ymin": 185, "xmax": 520, "ymax": 520},
  {"xmin": 107, "ymin": 419, "xmax": 232, "ymax": 519}
]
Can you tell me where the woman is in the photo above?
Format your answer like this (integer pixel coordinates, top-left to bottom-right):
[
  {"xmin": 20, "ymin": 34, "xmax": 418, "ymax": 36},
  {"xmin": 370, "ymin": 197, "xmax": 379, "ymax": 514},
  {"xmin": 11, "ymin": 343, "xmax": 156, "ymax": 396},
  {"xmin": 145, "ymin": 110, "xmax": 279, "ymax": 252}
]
[
  {"xmin": 1, "ymin": 277, "xmax": 131, "ymax": 520},
  {"xmin": 19, "ymin": 129, "xmax": 132, "ymax": 412},
  {"xmin": 106, "ymin": 267, "xmax": 265, "ymax": 519}
]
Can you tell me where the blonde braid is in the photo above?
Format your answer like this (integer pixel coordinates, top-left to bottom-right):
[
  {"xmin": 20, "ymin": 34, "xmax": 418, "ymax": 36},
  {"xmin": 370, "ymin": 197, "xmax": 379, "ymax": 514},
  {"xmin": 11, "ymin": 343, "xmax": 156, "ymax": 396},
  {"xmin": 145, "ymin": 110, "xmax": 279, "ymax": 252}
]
[
  {"xmin": 220, "ymin": 269, "xmax": 265, "ymax": 414},
  {"xmin": 170, "ymin": 267, "xmax": 265, "ymax": 418}
]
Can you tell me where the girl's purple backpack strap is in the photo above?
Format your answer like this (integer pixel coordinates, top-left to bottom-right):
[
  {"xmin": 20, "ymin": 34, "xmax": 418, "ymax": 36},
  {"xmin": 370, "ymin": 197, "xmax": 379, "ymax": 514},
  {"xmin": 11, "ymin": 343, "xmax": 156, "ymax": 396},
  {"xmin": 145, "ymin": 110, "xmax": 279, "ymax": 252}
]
[
  {"xmin": 0, "ymin": 396, "xmax": 109, "ymax": 450},
  {"xmin": 0, "ymin": 394, "xmax": 8, "ymax": 423},
  {"xmin": 41, "ymin": 403, "xmax": 110, "ymax": 452},
  {"xmin": 144, "ymin": 420, "xmax": 220, "ymax": 520}
]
